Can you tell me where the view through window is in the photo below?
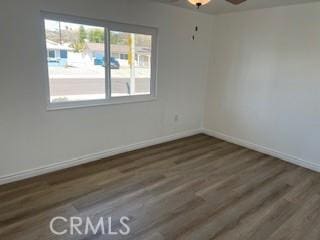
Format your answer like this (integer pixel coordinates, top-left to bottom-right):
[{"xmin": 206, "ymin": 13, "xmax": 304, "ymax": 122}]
[
  {"xmin": 110, "ymin": 31, "xmax": 152, "ymax": 97},
  {"xmin": 43, "ymin": 14, "xmax": 156, "ymax": 108},
  {"xmin": 45, "ymin": 20, "xmax": 105, "ymax": 103}
]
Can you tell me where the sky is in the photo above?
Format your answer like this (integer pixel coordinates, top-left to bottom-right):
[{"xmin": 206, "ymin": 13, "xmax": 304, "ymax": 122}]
[{"xmin": 45, "ymin": 19, "xmax": 103, "ymax": 32}]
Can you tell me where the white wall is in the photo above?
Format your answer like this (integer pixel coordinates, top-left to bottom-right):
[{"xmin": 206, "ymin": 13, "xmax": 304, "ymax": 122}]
[
  {"xmin": 0, "ymin": 0, "xmax": 213, "ymax": 179},
  {"xmin": 204, "ymin": 2, "xmax": 320, "ymax": 170},
  {"xmin": 4, "ymin": 0, "xmax": 319, "ymax": 182}
]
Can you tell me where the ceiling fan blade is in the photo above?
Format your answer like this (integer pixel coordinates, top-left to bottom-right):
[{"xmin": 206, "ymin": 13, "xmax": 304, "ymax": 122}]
[
  {"xmin": 157, "ymin": 0, "xmax": 180, "ymax": 3},
  {"xmin": 225, "ymin": 0, "xmax": 247, "ymax": 5}
]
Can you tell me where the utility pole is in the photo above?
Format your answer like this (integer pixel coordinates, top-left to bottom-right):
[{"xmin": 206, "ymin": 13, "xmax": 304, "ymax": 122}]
[
  {"xmin": 129, "ymin": 33, "xmax": 135, "ymax": 95},
  {"xmin": 59, "ymin": 21, "xmax": 62, "ymax": 44}
]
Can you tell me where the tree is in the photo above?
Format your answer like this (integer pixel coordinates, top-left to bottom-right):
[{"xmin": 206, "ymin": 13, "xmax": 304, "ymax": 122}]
[
  {"xmin": 110, "ymin": 32, "xmax": 128, "ymax": 45},
  {"xmin": 79, "ymin": 25, "xmax": 87, "ymax": 43},
  {"xmin": 71, "ymin": 40, "xmax": 85, "ymax": 53},
  {"xmin": 135, "ymin": 34, "xmax": 151, "ymax": 47},
  {"xmin": 110, "ymin": 33, "xmax": 120, "ymax": 44},
  {"xmin": 88, "ymin": 29, "xmax": 104, "ymax": 43}
]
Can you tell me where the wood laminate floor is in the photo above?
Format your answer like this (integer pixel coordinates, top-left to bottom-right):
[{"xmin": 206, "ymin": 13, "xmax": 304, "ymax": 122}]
[{"xmin": 1, "ymin": 134, "xmax": 320, "ymax": 240}]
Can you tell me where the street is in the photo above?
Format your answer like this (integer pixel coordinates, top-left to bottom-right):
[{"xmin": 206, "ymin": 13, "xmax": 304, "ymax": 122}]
[{"xmin": 49, "ymin": 77, "xmax": 150, "ymax": 96}]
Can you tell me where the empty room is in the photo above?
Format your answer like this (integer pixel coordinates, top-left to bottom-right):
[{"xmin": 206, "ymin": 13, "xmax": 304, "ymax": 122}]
[{"xmin": 1, "ymin": 0, "xmax": 320, "ymax": 239}]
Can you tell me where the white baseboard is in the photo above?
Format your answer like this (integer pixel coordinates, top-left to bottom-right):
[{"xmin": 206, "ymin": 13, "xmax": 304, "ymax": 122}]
[
  {"xmin": 203, "ymin": 128, "xmax": 320, "ymax": 173},
  {"xmin": 2, "ymin": 127, "xmax": 319, "ymax": 186},
  {"xmin": 0, "ymin": 129, "xmax": 202, "ymax": 185}
]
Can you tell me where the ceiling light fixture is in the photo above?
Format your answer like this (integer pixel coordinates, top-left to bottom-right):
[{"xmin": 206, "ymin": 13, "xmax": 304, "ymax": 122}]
[
  {"xmin": 188, "ymin": 0, "xmax": 211, "ymax": 9},
  {"xmin": 188, "ymin": 0, "xmax": 247, "ymax": 40},
  {"xmin": 189, "ymin": 0, "xmax": 211, "ymax": 40}
]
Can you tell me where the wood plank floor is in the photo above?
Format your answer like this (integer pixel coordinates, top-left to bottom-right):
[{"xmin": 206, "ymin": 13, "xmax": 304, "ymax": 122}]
[{"xmin": 1, "ymin": 134, "xmax": 320, "ymax": 240}]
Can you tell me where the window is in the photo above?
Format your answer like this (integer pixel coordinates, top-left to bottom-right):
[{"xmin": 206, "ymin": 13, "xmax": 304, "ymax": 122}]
[
  {"xmin": 110, "ymin": 31, "xmax": 152, "ymax": 97},
  {"xmin": 119, "ymin": 53, "xmax": 129, "ymax": 60},
  {"xmin": 42, "ymin": 12, "xmax": 157, "ymax": 109},
  {"xmin": 60, "ymin": 50, "xmax": 68, "ymax": 59},
  {"xmin": 48, "ymin": 50, "xmax": 55, "ymax": 58}
]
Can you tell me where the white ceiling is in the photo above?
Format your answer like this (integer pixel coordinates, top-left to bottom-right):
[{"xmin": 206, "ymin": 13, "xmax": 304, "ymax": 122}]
[{"xmin": 150, "ymin": 0, "xmax": 320, "ymax": 14}]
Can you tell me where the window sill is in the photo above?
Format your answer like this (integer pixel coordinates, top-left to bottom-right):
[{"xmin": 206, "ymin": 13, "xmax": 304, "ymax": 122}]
[{"xmin": 46, "ymin": 95, "xmax": 157, "ymax": 111}]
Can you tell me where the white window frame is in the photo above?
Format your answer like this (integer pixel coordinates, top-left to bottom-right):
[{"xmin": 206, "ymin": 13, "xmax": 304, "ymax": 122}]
[{"xmin": 41, "ymin": 12, "xmax": 158, "ymax": 110}]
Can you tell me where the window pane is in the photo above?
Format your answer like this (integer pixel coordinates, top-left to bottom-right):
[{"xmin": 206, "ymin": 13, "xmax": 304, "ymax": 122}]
[
  {"xmin": 110, "ymin": 31, "xmax": 152, "ymax": 97},
  {"xmin": 45, "ymin": 19, "xmax": 105, "ymax": 103}
]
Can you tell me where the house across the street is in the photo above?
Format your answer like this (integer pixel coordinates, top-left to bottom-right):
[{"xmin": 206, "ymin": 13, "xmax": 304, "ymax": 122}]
[
  {"xmin": 84, "ymin": 42, "xmax": 151, "ymax": 67},
  {"xmin": 46, "ymin": 40, "xmax": 73, "ymax": 67}
]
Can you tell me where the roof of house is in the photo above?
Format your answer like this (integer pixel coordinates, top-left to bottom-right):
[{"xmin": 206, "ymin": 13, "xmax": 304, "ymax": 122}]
[
  {"xmin": 46, "ymin": 40, "xmax": 73, "ymax": 51},
  {"xmin": 85, "ymin": 43, "xmax": 151, "ymax": 55},
  {"xmin": 85, "ymin": 43, "xmax": 104, "ymax": 52}
]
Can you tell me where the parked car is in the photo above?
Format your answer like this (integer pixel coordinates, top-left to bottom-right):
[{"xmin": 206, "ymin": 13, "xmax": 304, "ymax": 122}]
[
  {"xmin": 110, "ymin": 57, "xmax": 120, "ymax": 69},
  {"xmin": 94, "ymin": 58, "xmax": 104, "ymax": 66},
  {"xmin": 100, "ymin": 57, "xmax": 120, "ymax": 69}
]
